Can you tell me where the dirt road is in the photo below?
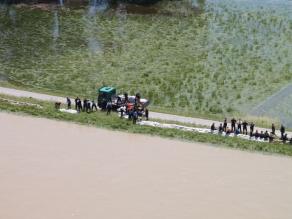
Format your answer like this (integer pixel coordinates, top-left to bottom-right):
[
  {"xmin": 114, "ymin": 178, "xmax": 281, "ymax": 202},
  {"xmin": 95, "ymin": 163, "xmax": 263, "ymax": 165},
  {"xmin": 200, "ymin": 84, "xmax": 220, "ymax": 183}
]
[
  {"xmin": 0, "ymin": 86, "xmax": 291, "ymax": 137},
  {"xmin": 0, "ymin": 112, "xmax": 292, "ymax": 219}
]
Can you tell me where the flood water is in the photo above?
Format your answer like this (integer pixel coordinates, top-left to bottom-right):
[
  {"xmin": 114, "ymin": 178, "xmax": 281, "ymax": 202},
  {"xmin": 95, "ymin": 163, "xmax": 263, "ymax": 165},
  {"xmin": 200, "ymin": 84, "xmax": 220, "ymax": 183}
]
[{"xmin": 1, "ymin": 112, "xmax": 292, "ymax": 219}]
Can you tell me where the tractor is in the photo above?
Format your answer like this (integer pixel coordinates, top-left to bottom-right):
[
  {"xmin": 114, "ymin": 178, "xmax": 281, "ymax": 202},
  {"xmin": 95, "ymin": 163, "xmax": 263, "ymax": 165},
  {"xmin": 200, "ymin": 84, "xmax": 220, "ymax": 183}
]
[
  {"xmin": 97, "ymin": 86, "xmax": 150, "ymax": 111},
  {"xmin": 97, "ymin": 86, "xmax": 116, "ymax": 109}
]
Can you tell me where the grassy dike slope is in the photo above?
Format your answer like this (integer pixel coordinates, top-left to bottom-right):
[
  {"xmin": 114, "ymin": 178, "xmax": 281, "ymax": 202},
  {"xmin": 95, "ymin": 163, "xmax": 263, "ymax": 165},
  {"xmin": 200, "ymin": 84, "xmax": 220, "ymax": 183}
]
[
  {"xmin": 1, "ymin": 94, "xmax": 292, "ymax": 156},
  {"xmin": 0, "ymin": 0, "xmax": 291, "ymax": 119}
]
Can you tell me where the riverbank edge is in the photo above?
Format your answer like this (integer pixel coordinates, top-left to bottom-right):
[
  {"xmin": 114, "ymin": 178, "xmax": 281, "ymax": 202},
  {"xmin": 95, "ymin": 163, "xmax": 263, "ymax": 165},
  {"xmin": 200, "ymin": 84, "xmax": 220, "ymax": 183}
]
[{"xmin": 1, "ymin": 93, "xmax": 292, "ymax": 157}]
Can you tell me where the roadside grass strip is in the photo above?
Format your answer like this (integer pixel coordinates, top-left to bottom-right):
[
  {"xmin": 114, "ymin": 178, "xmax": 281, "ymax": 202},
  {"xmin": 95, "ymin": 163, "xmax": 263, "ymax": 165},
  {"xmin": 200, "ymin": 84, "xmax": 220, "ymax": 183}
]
[{"xmin": 0, "ymin": 97, "xmax": 43, "ymax": 109}]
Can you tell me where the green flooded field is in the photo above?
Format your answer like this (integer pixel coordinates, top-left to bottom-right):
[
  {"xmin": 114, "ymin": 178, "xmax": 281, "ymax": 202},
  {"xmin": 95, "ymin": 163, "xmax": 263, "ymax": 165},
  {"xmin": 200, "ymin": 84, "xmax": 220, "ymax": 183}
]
[{"xmin": 0, "ymin": 0, "xmax": 291, "ymax": 119}]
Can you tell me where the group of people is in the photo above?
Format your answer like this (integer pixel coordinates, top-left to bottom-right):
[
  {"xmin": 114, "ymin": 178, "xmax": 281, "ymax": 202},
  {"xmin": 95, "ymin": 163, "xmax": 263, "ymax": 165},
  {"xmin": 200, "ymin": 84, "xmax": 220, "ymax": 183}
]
[
  {"xmin": 64, "ymin": 94, "xmax": 149, "ymax": 124},
  {"xmin": 115, "ymin": 94, "xmax": 149, "ymax": 124},
  {"xmin": 60, "ymin": 99, "xmax": 291, "ymax": 144},
  {"xmin": 66, "ymin": 97, "xmax": 98, "ymax": 113},
  {"xmin": 211, "ymin": 118, "xmax": 292, "ymax": 144}
]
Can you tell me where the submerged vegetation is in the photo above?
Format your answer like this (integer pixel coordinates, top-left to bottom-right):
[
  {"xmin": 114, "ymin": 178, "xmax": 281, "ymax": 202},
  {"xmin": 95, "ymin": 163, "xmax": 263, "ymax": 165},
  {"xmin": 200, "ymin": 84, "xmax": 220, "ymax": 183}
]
[
  {"xmin": 0, "ymin": 0, "xmax": 291, "ymax": 120},
  {"xmin": 1, "ymin": 93, "xmax": 292, "ymax": 156}
]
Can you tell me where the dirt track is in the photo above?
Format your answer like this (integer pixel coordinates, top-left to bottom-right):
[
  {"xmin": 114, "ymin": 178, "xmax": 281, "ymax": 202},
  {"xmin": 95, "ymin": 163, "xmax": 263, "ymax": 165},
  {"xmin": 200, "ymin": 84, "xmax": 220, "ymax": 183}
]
[
  {"xmin": 0, "ymin": 86, "xmax": 290, "ymax": 137},
  {"xmin": 0, "ymin": 112, "xmax": 292, "ymax": 219}
]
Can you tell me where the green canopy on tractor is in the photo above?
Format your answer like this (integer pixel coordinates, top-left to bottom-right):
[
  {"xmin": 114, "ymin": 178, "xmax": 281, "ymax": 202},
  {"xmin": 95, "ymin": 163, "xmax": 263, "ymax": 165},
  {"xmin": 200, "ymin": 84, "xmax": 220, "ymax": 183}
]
[{"xmin": 97, "ymin": 86, "xmax": 116, "ymax": 109}]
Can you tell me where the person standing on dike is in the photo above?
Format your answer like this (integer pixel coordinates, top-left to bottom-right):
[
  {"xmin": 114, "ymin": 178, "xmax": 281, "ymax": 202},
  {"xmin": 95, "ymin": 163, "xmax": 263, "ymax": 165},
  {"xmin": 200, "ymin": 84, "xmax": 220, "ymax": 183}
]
[
  {"xmin": 231, "ymin": 118, "xmax": 237, "ymax": 132},
  {"xmin": 271, "ymin": 123, "xmax": 276, "ymax": 135},
  {"xmin": 66, "ymin": 97, "xmax": 71, "ymax": 109},
  {"xmin": 242, "ymin": 120, "xmax": 248, "ymax": 135},
  {"xmin": 250, "ymin": 122, "xmax": 255, "ymax": 137},
  {"xmin": 223, "ymin": 118, "xmax": 227, "ymax": 132}
]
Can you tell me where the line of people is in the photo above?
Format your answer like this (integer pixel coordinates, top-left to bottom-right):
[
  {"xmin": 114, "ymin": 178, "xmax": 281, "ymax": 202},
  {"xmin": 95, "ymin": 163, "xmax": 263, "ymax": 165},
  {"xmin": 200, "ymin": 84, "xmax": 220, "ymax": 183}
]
[
  {"xmin": 211, "ymin": 118, "xmax": 292, "ymax": 144},
  {"xmin": 66, "ymin": 97, "xmax": 98, "ymax": 113}
]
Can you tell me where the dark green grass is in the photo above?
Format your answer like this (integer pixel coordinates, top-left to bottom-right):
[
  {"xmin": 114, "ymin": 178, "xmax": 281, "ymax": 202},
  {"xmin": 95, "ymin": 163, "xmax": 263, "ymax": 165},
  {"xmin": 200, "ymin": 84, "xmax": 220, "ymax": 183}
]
[{"xmin": 1, "ymin": 94, "xmax": 292, "ymax": 157}]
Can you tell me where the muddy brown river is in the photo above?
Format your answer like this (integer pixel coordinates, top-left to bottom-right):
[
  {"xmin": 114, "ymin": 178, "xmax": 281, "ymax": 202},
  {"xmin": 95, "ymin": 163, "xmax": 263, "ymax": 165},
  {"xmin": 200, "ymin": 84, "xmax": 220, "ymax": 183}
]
[{"xmin": 0, "ymin": 112, "xmax": 292, "ymax": 219}]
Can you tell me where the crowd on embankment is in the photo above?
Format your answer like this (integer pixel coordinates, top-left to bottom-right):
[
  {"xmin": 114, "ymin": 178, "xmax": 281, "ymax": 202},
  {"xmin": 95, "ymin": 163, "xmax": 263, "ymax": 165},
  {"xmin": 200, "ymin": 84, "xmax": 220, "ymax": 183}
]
[
  {"xmin": 55, "ymin": 97, "xmax": 291, "ymax": 145},
  {"xmin": 55, "ymin": 95, "xmax": 149, "ymax": 124},
  {"xmin": 211, "ymin": 118, "xmax": 292, "ymax": 144}
]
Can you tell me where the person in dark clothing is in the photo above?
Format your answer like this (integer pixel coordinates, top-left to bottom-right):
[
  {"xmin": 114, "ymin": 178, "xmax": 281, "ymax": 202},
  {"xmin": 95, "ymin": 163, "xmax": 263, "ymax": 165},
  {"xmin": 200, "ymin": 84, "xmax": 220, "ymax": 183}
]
[
  {"xmin": 259, "ymin": 131, "xmax": 265, "ymax": 140},
  {"xmin": 271, "ymin": 123, "xmax": 276, "ymax": 135},
  {"xmin": 128, "ymin": 109, "xmax": 133, "ymax": 120},
  {"xmin": 106, "ymin": 101, "xmax": 112, "ymax": 115},
  {"xmin": 133, "ymin": 110, "xmax": 138, "ymax": 124},
  {"xmin": 283, "ymin": 134, "xmax": 288, "ymax": 143},
  {"xmin": 280, "ymin": 125, "xmax": 285, "ymax": 139},
  {"xmin": 218, "ymin": 123, "xmax": 224, "ymax": 134},
  {"xmin": 137, "ymin": 110, "xmax": 143, "ymax": 117},
  {"xmin": 254, "ymin": 130, "xmax": 259, "ymax": 139},
  {"xmin": 145, "ymin": 108, "xmax": 149, "ymax": 121},
  {"xmin": 250, "ymin": 122, "xmax": 255, "ymax": 136},
  {"xmin": 86, "ymin": 101, "xmax": 91, "ymax": 113},
  {"xmin": 223, "ymin": 118, "xmax": 227, "ymax": 132},
  {"xmin": 66, "ymin": 97, "xmax": 71, "ymax": 109},
  {"xmin": 120, "ymin": 106, "xmax": 125, "ymax": 118},
  {"xmin": 135, "ymin": 93, "xmax": 141, "ymax": 105},
  {"xmin": 117, "ymin": 96, "xmax": 122, "ymax": 107},
  {"xmin": 77, "ymin": 98, "xmax": 82, "ymax": 112},
  {"xmin": 75, "ymin": 97, "xmax": 79, "ymax": 111},
  {"xmin": 231, "ymin": 118, "xmax": 236, "ymax": 132},
  {"xmin": 237, "ymin": 119, "xmax": 242, "ymax": 133},
  {"xmin": 124, "ymin": 93, "xmax": 129, "ymax": 104},
  {"xmin": 211, "ymin": 123, "xmax": 216, "ymax": 132},
  {"xmin": 242, "ymin": 121, "xmax": 248, "ymax": 135},
  {"xmin": 264, "ymin": 131, "xmax": 269, "ymax": 141},
  {"xmin": 91, "ymin": 100, "xmax": 97, "ymax": 111},
  {"xmin": 83, "ymin": 99, "xmax": 88, "ymax": 112},
  {"xmin": 235, "ymin": 128, "xmax": 240, "ymax": 135}
]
